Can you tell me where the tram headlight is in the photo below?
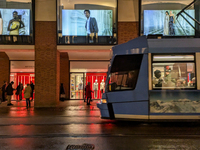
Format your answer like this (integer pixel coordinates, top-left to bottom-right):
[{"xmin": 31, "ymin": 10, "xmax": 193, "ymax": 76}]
[{"xmin": 101, "ymin": 99, "xmax": 107, "ymax": 103}]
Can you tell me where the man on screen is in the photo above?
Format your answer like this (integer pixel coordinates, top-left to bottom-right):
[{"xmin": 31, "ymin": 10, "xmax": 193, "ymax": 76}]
[
  {"xmin": 84, "ymin": 10, "xmax": 98, "ymax": 43},
  {"xmin": 7, "ymin": 11, "xmax": 25, "ymax": 35}
]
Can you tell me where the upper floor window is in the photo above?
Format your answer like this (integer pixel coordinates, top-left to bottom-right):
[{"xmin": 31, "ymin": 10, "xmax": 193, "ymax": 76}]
[
  {"xmin": 57, "ymin": 0, "xmax": 117, "ymax": 45},
  {"xmin": 152, "ymin": 54, "xmax": 196, "ymax": 90},
  {"xmin": 141, "ymin": 0, "xmax": 200, "ymax": 38},
  {"xmin": 0, "ymin": 0, "xmax": 34, "ymax": 45}
]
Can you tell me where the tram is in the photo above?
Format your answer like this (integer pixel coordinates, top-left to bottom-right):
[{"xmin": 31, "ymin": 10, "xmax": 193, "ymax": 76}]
[{"xmin": 97, "ymin": 36, "xmax": 200, "ymax": 120}]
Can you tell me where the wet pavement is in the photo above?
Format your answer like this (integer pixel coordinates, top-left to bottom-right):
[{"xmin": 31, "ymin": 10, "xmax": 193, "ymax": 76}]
[{"xmin": 0, "ymin": 100, "xmax": 200, "ymax": 149}]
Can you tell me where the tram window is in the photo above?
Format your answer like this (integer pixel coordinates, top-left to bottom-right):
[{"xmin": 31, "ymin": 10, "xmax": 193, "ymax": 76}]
[
  {"xmin": 107, "ymin": 54, "xmax": 143, "ymax": 92},
  {"xmin": 152, "ymin": 55, "xmax": 196, "ymax": 90}
]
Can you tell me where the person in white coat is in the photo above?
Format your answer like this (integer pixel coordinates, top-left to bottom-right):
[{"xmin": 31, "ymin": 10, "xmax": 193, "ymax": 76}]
[{"xmin": 24, "ymin": 84, "xmax": 32, "ymax": 108}]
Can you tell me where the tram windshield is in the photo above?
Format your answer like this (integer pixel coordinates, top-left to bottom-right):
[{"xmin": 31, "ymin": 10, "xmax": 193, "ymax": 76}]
[{"xmin": 107, "ymin": 54, "xmax": 143, "ymax": 92}]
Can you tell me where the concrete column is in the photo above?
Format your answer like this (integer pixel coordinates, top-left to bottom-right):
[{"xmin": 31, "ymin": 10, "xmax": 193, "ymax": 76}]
[
  {"xmin": 34, "ymin": 0, "xmax": 60, "ymax": 107},
  {"xmin": 60, "ymin": 52, "xmax": 70, "ymax": 99}
]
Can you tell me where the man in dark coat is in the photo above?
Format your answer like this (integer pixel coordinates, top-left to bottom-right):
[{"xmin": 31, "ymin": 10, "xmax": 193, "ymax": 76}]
[
  {"xmin": 30, "ymin": 81, "xmax": 34, "ymax": 100},
  {"xmin": 86, "ymin": 82, "xmax": 93, "ymax": 105},
  {"xmin": 16, "ymin": 82, "xmax": 23, "ymax": 100},
  {"xmin": 1, "ymin": 81, "xmax": 7, "ymax": 102},
  {"xmin": 5, "ymin": 81, "xmax": 14, "ymax": 106},
  {"xmin": 84, "ymin": 10, "xmax": 98, "ymax": 43}
]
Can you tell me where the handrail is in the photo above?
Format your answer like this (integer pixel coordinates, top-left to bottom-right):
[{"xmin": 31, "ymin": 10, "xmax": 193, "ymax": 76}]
[
  {"xmin": 176, "ymin": 0, "xmax": 200, "ymax": 35},
  {"xmin": 177, "ymin": 0, "xmax": 196, "ymax": 17}
]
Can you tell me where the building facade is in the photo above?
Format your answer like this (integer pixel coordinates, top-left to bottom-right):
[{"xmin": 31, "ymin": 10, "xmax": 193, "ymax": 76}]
[{"xmin": 0, "ymin": 0, "xmax": 200, "ymax": 107}]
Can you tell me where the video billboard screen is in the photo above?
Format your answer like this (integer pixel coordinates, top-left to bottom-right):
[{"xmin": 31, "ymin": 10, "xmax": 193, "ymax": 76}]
[
  {"xmin": 143, "ymin": 10, "xmax": 195, "ymax": 36},
  {"xmin": 0, "ymin": 9, "xmax": 30, "ymax": 35},
  {"xmin": 62, "ymin": 10, "xmax": 113, "ymax": 36}
]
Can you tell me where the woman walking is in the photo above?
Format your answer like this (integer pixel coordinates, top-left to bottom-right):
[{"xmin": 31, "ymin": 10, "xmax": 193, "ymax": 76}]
[{"xmin": 24, "ymin": 83, "xmax": 32, "ymax": 109}]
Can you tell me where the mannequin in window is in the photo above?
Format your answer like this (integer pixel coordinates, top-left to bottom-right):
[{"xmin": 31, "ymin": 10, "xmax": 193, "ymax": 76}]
[
  {"xmin": 78, "ymin": 80, "xmax": 83, "ymax": 99},
  {"xmin": 100, "ymin": 79, "xmax": 105, "ymax": 93},
  {"xmin": 93, "ymin": 79, "xmax": 98, "ymax": 98}
]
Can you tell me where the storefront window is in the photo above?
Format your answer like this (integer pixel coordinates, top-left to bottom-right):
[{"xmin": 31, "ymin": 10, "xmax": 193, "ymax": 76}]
[
  {"xmin": 0, "ymin": 0, "xmax": 34, "ymax": 44},
  {"xmin": 10, "ymin": 61, "xmax": 35, "ymax": 100},
  {"xmin": 141, "ymin": 0, "xmax": 200, "ymax": 38},
  {"xmin": 152, "ymin": 54, "xmax": 196, "ymax": 89},
  {"xmin": 57, "ymin": 0, "xmax": 117, "ymax": 45},
  {"xmin": 107, "ymin": 54, "xmax": 143, "ymax": 92},
  {"xmin": 70, "ymin": 73, "xmax": 107, "ymax": 99}
]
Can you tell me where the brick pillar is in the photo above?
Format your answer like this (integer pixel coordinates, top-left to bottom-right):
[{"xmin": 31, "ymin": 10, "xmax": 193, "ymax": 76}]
[
  {"xmin": 0, "ymin": 52, "xmax": 9, "ymax": 85},
  {"xmin": 34, "ymin": 22, "xmax": 60, "ymax": 107},
  {"xmin": 118, "ymin": 22, "xmax": 139, "ymax": 44},
  {"xmin": 34, "ymin": 0, "xmax": 60, "ymax": 107},
  {"xmin": 60, "ymin": 52, "xmax": 70, "ymax": 99}
]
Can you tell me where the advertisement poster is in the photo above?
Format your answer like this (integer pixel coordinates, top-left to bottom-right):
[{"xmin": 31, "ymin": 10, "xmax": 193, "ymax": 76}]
[
  {"xmin": 0, "ymin": 9, "xmax": 30, "ymax": 35},
  {"xmin": 62, "ymin": 10, "xmax": 113, "ymax": 36},
  {"xmin": 144, "ymin": 10, "xmax": 195, "ymax": 36},
  {"xmin": 150, "ymin": 91, "xmax": 200, "ymax": 113}
]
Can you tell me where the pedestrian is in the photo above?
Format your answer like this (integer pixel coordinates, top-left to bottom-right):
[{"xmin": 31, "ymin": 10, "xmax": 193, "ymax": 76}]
[
  {"xmin": 1, "ymin": 81, "xmax": 7, "ymax": 102},
  {"xmin": 86, "ymin": 82, "xmax": 93, "ymax": 105},
  {"xmin": 60, "ymin": 83, "xmax": 65, "ymax": 101},
  {"xmin": 5, "ymin": 81, "xmax": 14, "ymax": 106},
  {"xmin": 24, "ymin": 83, "xmax": 32, "ymax": 109},
  {"xmin": 16, "ymin": 82, "xmax": 23, "ymax": 101},
  {"xmin": 30, "ymin": 81, "xmax": 34, "ymax": 100}
]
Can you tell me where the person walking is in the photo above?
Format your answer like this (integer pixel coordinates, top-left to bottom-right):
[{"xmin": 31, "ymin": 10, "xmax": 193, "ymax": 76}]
[
  {"xmin": 5, "ymin": 81, "xmax": 14, "ymax": 106},
  {"xmin": 60, "ymin": 83, "xmax": 65, "ymax": 101},
  {"xmin": 16, "ymin": 82, "xmax": 23, "ymax": 101},
  {"xmin": 30, "ymin": 81, "xmax": 34, "ymax": 100},
  {"xmin": 86, "ymin": 82, "xmax": 93, "ymax": 105},
  {"xmin": 24, "ymin": 83, "xmax": 32, "ymax": 109},
  {"xmin": 1, "ymin": 81, "xmax": 7, "ymax": 102}
]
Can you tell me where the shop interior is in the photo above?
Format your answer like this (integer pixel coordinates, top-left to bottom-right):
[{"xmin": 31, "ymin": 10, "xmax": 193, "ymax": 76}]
[
  {"xmin": 70, "ymin": 61, "xmax": 109, "ymax": 99},
  {"xmin": 10, "ymin": 60, "xmax": 35, "ymax": 100}
]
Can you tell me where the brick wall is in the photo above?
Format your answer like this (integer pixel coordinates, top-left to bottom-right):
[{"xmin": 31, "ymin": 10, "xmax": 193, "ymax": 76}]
[
  {"xmin": 35, "ymin": 21, "xmax": 60, "ymax": 107},
  {"xmin": 0, "ymin": 52, "xmax": 9, "ymax": 97},
  {"xmin": 118, "ymin": 22, "xmax": 139, "ymax": 44},
  {"xmin": 60, "ymin": 52, "xmax": 70, "ymax": 99}
]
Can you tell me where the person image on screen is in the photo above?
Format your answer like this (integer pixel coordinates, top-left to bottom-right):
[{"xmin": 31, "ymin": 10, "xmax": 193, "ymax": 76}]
[
  {"xmin": 163, "ymin": 11, "xmax": 169, "ymax": 35},
  {"xmin": 7, "ymin": 11, "xmax": 25, "ymax": 35},
  {"xmin": 169, "ymin": 11, "xmax": 175, "ymax": 36},
  {"xmin": 84, "ymin": 10, "xmax": 98, "ymax": 43}
]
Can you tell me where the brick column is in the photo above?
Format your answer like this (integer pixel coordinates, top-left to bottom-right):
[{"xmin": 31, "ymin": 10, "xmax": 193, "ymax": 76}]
[
  {"xmin": 60, "ymin": 52, "xmax": 70, "ymax": 100},
  {"xmin": 118, "ymin": 22, "xmax": 139, "ymax": 44},
  {"xmin": 34, "ymin": 0, "xmax": 60, "ymax": 107},
  {"xmin": 0, "ymin": 52, "xmax": 10, "ymax": 85}
]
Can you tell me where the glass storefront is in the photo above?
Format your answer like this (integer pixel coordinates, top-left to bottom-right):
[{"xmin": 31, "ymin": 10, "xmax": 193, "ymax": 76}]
[
  {"xmin": 10, "ymin": 72, "xmax": 35, "ymax": 100},
  {"xmin": 70, "ymin": 60, "xmax": 109, "ymax": 99},
  {"xmin": 57, "ymin": 0, "xmax": 117, "ymax": 45},
  {"xmin": 0, "ymin": 0, "xmax": 34, "ymax": 44},
  {"xmin": 10, "ymin": 61, "xmax": 35, "ymax": 100},
  {"xmin": 70, "ymin": 72, "xmax": 107, "ymax": 99}
]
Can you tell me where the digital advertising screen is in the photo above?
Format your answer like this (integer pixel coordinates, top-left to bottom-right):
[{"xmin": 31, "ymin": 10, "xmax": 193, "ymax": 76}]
[
  {"xmin": 62, "ymin": 10, "xmax": 113, "ymax": 36},
  {"xmin": 0, "ymin": 9, "xmax": 30, "ymax": 35},
  {"xmin": 143, "ymin": 10, "xmax": 195, "ymax": 36}
]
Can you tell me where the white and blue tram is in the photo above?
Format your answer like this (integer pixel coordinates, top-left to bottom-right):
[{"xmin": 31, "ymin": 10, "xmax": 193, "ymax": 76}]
[{"xmin": 97, "ymin": 36, "xmax": 200, "ymax": 120}]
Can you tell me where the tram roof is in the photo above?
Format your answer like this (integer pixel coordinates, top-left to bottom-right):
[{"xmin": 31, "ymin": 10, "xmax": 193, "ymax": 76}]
[{"xmin": 112, "ymin": 36, "xmax": 149, "ymax": 55}]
